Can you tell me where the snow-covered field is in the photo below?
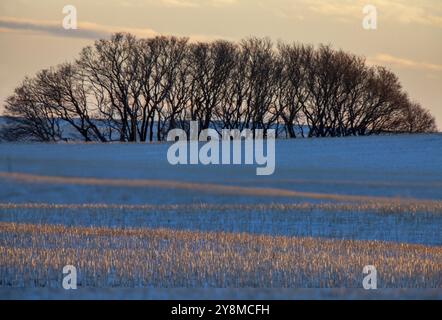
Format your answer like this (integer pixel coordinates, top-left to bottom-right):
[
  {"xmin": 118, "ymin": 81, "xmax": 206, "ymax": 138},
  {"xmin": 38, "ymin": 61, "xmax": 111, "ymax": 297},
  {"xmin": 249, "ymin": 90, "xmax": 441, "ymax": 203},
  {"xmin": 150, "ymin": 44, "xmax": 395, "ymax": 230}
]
[{"xmin": 0, "ymin": 134, "xmax": 441, "ymax": 299}]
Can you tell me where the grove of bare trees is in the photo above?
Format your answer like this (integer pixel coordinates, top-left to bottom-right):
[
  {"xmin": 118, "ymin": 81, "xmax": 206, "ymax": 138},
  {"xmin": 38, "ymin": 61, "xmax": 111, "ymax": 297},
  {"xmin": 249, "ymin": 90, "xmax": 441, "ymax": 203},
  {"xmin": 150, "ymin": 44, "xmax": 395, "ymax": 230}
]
[{"xmin": 0, "ymin": 33, "xmax": 437, "ymax": 142}]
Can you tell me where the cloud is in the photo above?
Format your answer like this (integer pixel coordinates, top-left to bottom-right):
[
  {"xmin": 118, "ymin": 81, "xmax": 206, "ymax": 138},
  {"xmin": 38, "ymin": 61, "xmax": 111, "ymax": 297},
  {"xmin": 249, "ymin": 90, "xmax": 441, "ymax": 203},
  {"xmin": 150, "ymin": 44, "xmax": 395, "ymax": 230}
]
[
  {"xmin": 301, "ymin": 0, "xmax": 442, "ymax": 28},
  {"xmin": 160, "ymin": 0, "xmax": 199, "ymax": 8},
  {"xmin": 0, "ymin": 16, "xmax": 157, "ymax": 39},
  {"xmin": 119, "ymin": 0, "xmax": 238, "ymax": 8},
  {"xmin": 368, "ymin": 53, "xmax": 442, "ymax": 72},
  {"xmin": 0, "ymin": 16, "xmax": 229, "ymax": 42}
]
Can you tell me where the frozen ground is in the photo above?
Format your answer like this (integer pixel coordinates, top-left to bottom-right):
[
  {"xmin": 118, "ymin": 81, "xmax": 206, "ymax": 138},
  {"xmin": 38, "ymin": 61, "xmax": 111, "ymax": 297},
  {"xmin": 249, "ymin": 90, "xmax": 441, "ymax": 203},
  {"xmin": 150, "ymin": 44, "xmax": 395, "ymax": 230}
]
[
  {"xmin": 0, "ymin": 134, "xmax": 441, "ymax": 245},
  {"xmin": 0, "ymin": 134, "xmax": 441, "ymax": 299},
  {"xmin": 0, "ymin": 204, "xmax": 440, "ymax": 245},
  {"xmin": 0, "ymin": 134, "xmax": 441, "ymax": 202},
  {"xmin": 2, "ymin": 288, "xmax": 441, "ymax": 300}
]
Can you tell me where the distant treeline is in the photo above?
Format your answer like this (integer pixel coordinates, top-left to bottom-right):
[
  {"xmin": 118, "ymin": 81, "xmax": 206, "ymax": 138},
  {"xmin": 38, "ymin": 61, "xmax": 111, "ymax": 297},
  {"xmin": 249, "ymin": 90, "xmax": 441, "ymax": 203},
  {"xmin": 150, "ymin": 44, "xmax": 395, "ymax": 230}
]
[{"xmin": 0, "ymin": 33, "xmax": 437, "ymax": 142}]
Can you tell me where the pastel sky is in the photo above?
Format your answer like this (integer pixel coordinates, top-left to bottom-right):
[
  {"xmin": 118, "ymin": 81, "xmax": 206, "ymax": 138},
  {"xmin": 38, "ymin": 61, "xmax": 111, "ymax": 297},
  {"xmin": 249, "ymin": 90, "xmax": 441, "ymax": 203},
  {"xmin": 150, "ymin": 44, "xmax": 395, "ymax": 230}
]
[{"xmin": 0, "ymin": 0, "xmax": 441, "ymax": 128}]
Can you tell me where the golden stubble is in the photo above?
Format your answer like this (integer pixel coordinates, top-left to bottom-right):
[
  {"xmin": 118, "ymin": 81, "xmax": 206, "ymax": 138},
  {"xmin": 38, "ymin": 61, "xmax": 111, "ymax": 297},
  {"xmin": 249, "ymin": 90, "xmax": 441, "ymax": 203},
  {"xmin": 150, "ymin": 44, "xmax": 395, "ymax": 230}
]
[{"xmin": 1, "ymin": 222, "xmax": 440, "ymax": 288}]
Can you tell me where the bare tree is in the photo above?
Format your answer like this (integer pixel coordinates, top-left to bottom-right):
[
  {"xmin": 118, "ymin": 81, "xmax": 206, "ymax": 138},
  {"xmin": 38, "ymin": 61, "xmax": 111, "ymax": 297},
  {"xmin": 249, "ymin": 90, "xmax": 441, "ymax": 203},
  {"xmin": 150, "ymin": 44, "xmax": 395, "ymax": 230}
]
[
  {"xmin": 241, "ymin": 38, "xmax": 279, "ymax": 136},
  {"xmin": 1, "ymin": 77, "xmax": 62, "ymax": 142},
  {"xmin": 138, "ymin": 36, "xmax": 189, "ymax": 142},
  {"xmin": 275, "ymin": 42, "xmax": 313, "ymax": 138},
  {"xmin": 162, "ymin": 39, "xmax": 193, "ymax": 135},
  {"xmin": 2, "ymin": 33, "xmax": 437, "ymax": 142},
  {"xmin": 394, "ymin": 99, "xmax": 437, "ymax": 133},
  {"xmin": 189, "ymin": 40, "xmax": 237, "ymax": 132},
  {"xmin": 35, "ymin": 64, "xmax": 107, "ymax": 142},
  {"xmin": 78, "ymin": 33, "xmax": 142, "ymax": 141}
]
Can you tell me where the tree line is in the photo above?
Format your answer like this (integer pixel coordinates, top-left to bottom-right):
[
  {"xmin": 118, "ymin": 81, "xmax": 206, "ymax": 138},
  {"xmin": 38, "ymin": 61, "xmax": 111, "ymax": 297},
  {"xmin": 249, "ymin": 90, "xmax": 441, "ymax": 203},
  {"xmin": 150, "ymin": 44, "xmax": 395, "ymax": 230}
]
[{"xmin": 1, "ymin": 33, "xmax": 437, "ymax": 142}]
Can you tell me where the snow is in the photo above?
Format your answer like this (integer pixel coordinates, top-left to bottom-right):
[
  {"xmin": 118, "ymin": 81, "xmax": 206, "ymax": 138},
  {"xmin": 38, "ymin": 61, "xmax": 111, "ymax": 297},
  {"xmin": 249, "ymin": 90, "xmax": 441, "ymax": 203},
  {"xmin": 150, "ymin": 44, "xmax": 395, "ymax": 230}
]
[
  {"xmin": 0, "ymin": 134, "xmax": 441, "ymax": 245},
  {"xmin": 2, "ymin": 288, "xmax": 441, "ymax": 300},
  {"xmin": 1, "ymin": 134, "xmax": 441, "ymax": 196},
  {"xmin": 1, "ymin": 205, "xmax": 440, "ymax": 245},
  {"xmin": 0, "ymin": 133, "xmax": 441, "ymax": 299}
]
